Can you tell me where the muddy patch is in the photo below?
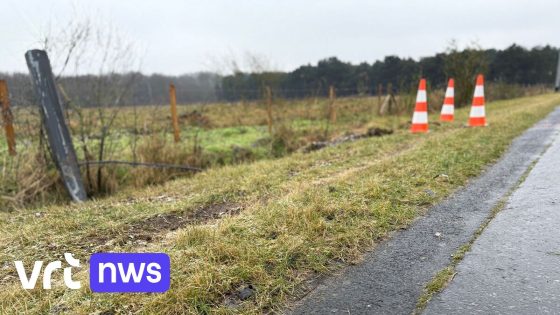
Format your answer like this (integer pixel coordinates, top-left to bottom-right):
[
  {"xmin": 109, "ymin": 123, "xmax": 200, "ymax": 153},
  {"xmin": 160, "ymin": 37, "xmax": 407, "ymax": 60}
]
[
  {"xmin": 223, "ymin": 283, "xmax": 257, "ymax": 310},
  {"xmin": 95, "ymin": 203, "xmax": 243, "ymax": 248},
  {"xmin": 128, "ymin": 203, "xmax": 242, "ymax": 239},
  {"xmin": 303, "ymin": 127, "xmax": 393, "ymax": 152}
]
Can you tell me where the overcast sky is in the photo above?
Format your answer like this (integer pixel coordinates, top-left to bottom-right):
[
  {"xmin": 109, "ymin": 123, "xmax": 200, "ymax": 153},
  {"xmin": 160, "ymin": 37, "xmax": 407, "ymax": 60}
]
[{"xmin": 2, "ymin": 0, "xmax": 559, "ymax": 75}]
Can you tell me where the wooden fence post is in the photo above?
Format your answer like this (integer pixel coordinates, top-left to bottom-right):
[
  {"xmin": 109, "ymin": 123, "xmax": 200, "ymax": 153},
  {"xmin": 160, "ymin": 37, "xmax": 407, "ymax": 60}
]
[
  {"xmin": 329, "ymin": 85, "xmax": 336, "ymax": 124},
  {"xmin": 25, "ymin": 49, "xmax": 87, "ymax": 202},
  {"xmin": 0, "ymin": 80, "xmax": 16, "ymax": 156},
  {"xmin": 265, "ymin": 86, "xmax": 273, "ymax": 134},
  {"xmin": 169, "ymin": 83, "xmax": 180, "ymax": 143}
]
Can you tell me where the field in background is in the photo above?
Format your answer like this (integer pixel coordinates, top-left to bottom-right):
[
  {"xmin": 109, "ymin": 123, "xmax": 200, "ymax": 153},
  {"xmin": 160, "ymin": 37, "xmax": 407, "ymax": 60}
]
[
  {"xmin": 0, "ymin": 93, "xmax": 559, "ymax": 314},
  {"xmin": 1, "ymin": 93, "xmax": 410, "ymax": 209},
  {"xmin": 0, "ymin": 83, "xmax": 551, "ymax": 210}
]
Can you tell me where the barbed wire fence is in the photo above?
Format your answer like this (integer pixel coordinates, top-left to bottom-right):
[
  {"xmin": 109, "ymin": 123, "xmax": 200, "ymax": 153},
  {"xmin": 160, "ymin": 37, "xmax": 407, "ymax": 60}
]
[{"xmin": 0, "ymin": 72, "xmax": 549, "ymax": 207}]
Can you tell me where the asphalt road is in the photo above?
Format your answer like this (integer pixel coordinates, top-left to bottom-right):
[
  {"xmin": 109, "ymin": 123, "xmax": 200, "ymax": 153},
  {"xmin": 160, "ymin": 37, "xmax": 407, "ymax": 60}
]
[
  {"xmin": 289, "ymin": 107, "xmax": 560, "ymax": 315},
  {"xmin": 424, "ymin": 112, "xmax": 560, "ymax": 314}
]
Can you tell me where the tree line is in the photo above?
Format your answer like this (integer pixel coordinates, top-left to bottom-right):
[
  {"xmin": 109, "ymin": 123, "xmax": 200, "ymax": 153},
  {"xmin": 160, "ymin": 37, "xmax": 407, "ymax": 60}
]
[
  {"xmin": 221, "ymin": 44, "xmax": 559, "ymax": 102},
  {"xmin": 1, "ymin": 43, "xmax": 557, "ymax": 107}
]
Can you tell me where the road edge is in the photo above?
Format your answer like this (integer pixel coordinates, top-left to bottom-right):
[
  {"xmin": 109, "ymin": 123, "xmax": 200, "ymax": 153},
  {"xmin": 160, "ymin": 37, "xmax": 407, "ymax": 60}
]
[{"xmin": 289, "ymin": 106, "xmax": 560, "ymax": 315}]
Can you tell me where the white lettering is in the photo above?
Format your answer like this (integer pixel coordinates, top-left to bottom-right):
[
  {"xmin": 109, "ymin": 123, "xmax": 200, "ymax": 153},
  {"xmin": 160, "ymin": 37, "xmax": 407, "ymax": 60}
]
[
  {"xmin": 14, "ymin": 261, "xmax": 43, "ymax": 289},
  {"xmin": 146, "ymin": 263, "xmax": 162, "ymax": 283},
  {"xmin": 42, "ymin": 261, "xmax": 61, "ymax": 289},
  {"xmin": 118, "ymin": 262, "xmax": 145, "ymax": 283},
  {"xmin": 99, "ymin": 262, "xmax": 117, "ymax": 283}
]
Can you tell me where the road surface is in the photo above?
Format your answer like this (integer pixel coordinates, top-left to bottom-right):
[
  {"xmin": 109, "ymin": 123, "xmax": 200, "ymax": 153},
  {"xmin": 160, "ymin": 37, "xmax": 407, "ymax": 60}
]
[
  {"xmin": 290, "ymin": 107, "xmax": 560, "ymax": 315},
  {"xmin": 424, "ymin": 111, "xmax": 560, "ymax": 313}
]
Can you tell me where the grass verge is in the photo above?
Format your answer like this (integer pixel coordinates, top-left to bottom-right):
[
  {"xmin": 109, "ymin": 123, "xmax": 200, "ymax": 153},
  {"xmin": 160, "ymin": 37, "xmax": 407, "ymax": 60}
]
[{"xmin": 0, "ymin": 94, "xmax": 559, "ymax": 314}]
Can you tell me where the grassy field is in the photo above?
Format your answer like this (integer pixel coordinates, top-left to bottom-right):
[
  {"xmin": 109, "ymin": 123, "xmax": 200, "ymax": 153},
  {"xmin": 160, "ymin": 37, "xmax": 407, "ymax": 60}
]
[
  {"xmin": 0, "ymin": 93, "xmax": 559, "ymax": 314},
  {"xmin": 0, "ymin": 95, "xmax": 410, "ymax": 208}
]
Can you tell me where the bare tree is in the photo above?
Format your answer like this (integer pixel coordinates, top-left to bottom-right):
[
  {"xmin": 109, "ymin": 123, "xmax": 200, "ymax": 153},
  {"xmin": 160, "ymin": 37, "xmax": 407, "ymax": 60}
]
[{"xmin": 40, "ymin": 18, "xmax": 141, "ymax": 194}]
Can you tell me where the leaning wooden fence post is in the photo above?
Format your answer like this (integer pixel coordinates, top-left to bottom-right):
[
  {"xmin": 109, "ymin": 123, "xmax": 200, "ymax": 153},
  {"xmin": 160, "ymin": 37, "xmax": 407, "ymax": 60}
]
[
  {"xmin": 169, "ymin": 83, "xmax": 180, "ymax": 143},
  {"xmin": 0, "ymin": 80, "xmax": 16, "ymax": 156},
  {"xmin": 265, "ymin": 86, "xmax": 273, "ymax": 134},
  {"xmin": 329, "ymin": 85, "xmax": 336, "ymax": 124},
  {"xmin": 25, "ymin": 50, "xmax": 87, "ymax": 202}
]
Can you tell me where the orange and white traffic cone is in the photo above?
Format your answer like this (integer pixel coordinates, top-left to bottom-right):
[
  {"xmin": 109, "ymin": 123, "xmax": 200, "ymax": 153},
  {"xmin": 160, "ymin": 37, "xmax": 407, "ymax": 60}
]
[
  {"xmin": 440, "ymin": 78, "xmax": 454, "ymax": 122},
  {"xmin": 468, "ymin": 74, "xmax": 487, "ymax": 127},
  {"xmin": 411, "ymin": 78, "xmax": 428, "ymax": 133}
]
